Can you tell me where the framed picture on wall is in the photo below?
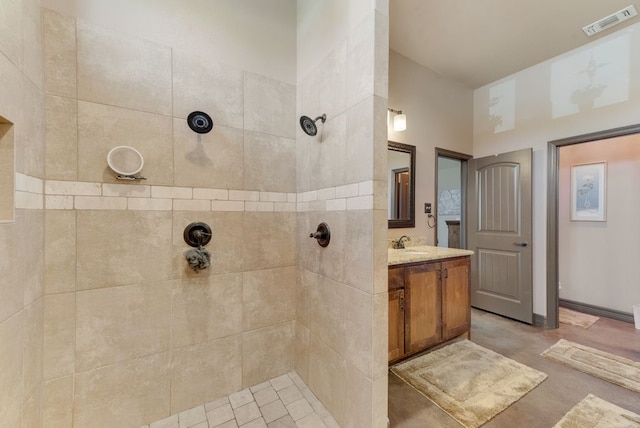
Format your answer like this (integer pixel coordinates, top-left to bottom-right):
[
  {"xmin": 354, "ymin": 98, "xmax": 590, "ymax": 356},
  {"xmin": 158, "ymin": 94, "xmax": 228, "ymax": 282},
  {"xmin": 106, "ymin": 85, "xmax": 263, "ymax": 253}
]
[{"xmin": 570, "ymin": 161, "xmax": 606, "ymax": 221}]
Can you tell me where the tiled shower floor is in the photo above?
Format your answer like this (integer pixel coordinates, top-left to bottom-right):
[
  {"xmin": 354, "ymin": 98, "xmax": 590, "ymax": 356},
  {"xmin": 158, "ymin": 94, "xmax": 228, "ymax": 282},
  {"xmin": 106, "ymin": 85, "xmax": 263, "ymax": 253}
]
[{"xmin": 142, "ymin": 372, "xmax": 339, "ymax": 428}]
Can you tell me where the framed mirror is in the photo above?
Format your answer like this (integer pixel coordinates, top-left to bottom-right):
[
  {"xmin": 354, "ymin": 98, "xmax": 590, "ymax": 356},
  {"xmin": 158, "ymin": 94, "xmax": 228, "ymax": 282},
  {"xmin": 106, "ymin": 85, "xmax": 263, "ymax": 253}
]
[{"xmin": 388, "ymin": 141, "xmax": 416, "ymax": 228}]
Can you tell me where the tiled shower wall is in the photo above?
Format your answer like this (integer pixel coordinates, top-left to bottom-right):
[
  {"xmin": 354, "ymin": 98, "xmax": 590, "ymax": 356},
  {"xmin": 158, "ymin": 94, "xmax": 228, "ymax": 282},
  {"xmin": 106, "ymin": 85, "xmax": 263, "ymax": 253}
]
[
  {"xmin": 295, "ymin": 3, "xmax": 390, "ymax": 427},
  {"xmin": 41, "ymin": 9, "xmax": 300, "ymax": 427},
  {"xmin": 1, "ymin": 2, "xmax": 390, "ymax": 427},
  {"xmin": 0, "ymin": 0, "xmax": 46, "ymax": 426}
]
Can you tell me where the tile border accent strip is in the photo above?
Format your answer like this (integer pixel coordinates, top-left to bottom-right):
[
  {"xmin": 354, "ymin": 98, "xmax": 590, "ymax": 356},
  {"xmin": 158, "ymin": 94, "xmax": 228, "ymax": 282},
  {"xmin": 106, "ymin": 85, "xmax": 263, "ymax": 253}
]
[{"xmin": 16, "ymin": 174, "xmax": 377, "ymax": 212}]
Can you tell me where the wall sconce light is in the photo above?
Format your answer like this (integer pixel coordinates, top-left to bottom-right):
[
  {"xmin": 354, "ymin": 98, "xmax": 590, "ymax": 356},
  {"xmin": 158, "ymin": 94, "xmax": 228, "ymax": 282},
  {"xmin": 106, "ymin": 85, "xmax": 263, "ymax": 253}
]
[{"xmin": 388, "ymin": 108, "xmax": 406, "ymax": 132}]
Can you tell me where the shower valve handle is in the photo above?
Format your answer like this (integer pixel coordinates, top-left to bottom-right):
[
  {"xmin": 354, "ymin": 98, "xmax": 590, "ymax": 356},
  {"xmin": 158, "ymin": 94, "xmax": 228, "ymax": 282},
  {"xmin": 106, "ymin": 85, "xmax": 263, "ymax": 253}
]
[{"xmin": 309, "ymin": 222, "xmax": 331, "ymax": 247}]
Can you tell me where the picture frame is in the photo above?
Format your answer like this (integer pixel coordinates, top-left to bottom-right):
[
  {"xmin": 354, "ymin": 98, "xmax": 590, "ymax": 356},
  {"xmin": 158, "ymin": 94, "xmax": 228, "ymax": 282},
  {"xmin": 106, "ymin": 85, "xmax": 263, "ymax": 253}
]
[{"xmin": 570, "ymin": 161, "xmax": 606, "ymax": 221}]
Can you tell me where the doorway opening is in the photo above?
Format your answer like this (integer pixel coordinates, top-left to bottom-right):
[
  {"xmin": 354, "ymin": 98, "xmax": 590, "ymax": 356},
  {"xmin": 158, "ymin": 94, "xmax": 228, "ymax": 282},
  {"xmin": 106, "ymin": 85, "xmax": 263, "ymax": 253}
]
[
  {"xmin": 434, "ymin": 148, "xmax": 471, "ymax": 248},
  {"xmin": 547, "ymin": 123, "xmax": 640, "ymax": 329}
]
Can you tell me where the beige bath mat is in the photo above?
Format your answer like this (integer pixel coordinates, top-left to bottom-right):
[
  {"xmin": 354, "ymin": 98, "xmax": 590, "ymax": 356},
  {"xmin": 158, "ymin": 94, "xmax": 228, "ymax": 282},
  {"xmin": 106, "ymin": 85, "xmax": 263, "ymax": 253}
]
[
  {"xmin": 391, "ymin": 340, "xmax": 547, "ymax": 428},
  {"xmin": 542, "ymin": 339, "xmax": 640, "ymax": 393},
  {"xmin": 559, "ymin": 307, "xmax": 600, "ymax": 329},
  {"xmin": 554, "ymin": 394, "xmax": 640, "ymax": 427}
]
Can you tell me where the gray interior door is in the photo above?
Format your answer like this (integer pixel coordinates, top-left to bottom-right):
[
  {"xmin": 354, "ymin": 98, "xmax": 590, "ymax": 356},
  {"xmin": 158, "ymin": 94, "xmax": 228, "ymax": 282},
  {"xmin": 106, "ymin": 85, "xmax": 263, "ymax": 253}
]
[{"xmin": 467, "ymin": 148, "xmax": 533, "ymax": 323}]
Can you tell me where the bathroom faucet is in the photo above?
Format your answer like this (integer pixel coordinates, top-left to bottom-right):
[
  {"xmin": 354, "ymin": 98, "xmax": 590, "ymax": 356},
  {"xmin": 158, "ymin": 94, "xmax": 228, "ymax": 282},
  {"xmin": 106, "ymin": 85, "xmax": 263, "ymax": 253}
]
[{"xmin": 394, "ymin": 235, "xmax": 411, "ymax": 249}]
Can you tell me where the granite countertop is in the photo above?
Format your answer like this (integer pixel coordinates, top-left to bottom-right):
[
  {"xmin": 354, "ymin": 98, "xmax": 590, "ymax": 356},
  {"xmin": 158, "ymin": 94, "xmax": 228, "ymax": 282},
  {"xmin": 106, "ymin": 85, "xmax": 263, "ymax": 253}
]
[{"xmin": 388, "ymin": 245, "xmax": 474, "ymax": 266}]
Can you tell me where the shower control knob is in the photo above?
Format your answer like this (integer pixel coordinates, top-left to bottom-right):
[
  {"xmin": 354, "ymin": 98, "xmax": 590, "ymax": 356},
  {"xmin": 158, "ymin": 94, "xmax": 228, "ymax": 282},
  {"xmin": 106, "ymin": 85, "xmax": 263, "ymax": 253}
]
[{"xmin": 310, "ymin": 222, "xmax": 331, "ymax": 247}]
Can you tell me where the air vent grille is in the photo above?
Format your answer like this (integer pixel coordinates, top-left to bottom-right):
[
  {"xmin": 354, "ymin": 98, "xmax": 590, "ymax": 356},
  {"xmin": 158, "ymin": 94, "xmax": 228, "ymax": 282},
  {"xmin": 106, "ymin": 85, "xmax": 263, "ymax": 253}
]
[{"xmin": 583, "ymin": 5, "xmax": 637, "ymax": 37}]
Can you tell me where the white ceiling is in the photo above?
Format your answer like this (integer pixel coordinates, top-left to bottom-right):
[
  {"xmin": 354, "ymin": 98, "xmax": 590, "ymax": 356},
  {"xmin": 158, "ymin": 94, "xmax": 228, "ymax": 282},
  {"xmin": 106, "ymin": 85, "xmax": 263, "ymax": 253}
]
[{"xmin": 390, "ymin": 0, "xmax": 640, "ymax": 89}]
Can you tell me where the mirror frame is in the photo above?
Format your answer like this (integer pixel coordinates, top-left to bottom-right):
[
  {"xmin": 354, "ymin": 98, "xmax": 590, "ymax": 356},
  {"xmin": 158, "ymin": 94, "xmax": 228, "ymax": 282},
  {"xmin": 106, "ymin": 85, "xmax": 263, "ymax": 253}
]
[{"xmin": 388, "ymin": 141, "xmax": 416, "ymax": 228}]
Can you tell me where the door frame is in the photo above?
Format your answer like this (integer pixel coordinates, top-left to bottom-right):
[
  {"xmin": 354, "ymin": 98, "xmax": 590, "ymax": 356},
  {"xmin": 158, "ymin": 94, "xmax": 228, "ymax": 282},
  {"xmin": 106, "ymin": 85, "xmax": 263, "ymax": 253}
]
[
  {"xmin": 547, "ymin": 122, "xmax": 640, "ymax": 329},
  {"xmin": 434, "ymin": 148, "xmax": 472, "ymax": 247}
]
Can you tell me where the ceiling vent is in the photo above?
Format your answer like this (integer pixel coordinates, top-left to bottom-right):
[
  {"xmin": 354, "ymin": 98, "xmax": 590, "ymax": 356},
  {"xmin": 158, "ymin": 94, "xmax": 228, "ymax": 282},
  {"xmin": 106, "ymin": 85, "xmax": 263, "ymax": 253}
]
[{"xmin": 582, "ymin": 5, "xmax": 638, "ymax": 37}]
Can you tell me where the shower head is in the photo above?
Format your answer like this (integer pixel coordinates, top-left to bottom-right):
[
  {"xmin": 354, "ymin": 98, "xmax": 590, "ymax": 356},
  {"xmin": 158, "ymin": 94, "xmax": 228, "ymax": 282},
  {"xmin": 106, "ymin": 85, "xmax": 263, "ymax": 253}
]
[{"xmin": 299, "ymin": 114, "xmax": 326, "ymax": 136}]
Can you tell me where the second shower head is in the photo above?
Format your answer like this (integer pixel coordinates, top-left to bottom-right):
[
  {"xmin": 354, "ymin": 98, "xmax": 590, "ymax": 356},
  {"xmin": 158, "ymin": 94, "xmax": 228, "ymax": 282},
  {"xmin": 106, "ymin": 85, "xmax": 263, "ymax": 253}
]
[{"xmin": 299, "ymin": 114, "xmax": 326, "ymax": 136}]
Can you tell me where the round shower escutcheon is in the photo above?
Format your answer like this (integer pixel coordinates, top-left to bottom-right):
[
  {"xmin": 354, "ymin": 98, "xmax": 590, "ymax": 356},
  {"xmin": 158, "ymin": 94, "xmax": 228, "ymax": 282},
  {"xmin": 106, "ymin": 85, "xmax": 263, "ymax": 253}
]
[{"xmin": 183, "ymin": 222, "xmax": 212, "ymax": 247}]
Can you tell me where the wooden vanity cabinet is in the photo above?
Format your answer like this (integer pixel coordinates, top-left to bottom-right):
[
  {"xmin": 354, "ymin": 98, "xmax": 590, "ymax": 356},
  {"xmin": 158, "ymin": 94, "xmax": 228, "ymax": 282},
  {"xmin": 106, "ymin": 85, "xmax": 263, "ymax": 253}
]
[
  {"xmin": 388, "ymin": 267, "xmax": 405, "ymax": 361},
  {"xmin": 388, "ymin": 256, "xmax": 470, "ymax": 363}
]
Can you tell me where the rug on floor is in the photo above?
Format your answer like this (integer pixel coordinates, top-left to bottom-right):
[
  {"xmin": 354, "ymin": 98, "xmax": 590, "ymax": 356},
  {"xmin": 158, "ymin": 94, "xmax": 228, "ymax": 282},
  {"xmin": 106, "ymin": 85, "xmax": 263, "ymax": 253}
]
[
  {"xmin": 553, "ymin": 394, "xmax": 640, "ymax": 427},
  {"xmin": 559, "ymin": 307, "xmax": 600, "ymax": 329},
  {"xmin": 542, "ymin": 339, "xmax": 640, "ymax": 394},
  {"xmin": 390, "ymin": 340, "xmax": 547, "ymax": 428}
]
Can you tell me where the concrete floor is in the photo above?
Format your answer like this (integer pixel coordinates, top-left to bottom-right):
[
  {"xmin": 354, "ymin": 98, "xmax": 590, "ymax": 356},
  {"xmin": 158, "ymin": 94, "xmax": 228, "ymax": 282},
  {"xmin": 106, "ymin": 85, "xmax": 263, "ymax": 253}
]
[{"xmin": 388, "ymin": 308, "xmax": 640, "ymax": 427}]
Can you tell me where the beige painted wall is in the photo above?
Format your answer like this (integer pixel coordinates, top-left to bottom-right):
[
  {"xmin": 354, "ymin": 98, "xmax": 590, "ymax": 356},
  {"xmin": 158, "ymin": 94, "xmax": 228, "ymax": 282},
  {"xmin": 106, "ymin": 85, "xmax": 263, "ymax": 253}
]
[
  {"xmin": 295, "ymin": 1, "xmax": 389, "ymax": 426},
  {"xmin": 559, "ymin": 135, "xmax": 640, "ymax": 313},
  {"xmin": 387, "ymin": 50, "xmax": 473, "ymax": 243},
  {"xmin": 0, "ymin": 0, "xmax": 45, "ymax": 426},
  {"xmin": 474, "ymin": 21, "xmax": 640, "ymax": 317}
]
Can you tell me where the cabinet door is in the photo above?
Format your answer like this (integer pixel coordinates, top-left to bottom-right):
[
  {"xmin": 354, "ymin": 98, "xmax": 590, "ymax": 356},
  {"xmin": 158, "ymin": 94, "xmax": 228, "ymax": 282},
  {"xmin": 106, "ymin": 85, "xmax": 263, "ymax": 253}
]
[
  {"xmin": 441, "ymin": 257, "xmax": 471, "ymax": 340},
  {"xmin": 388, "ymin": 289, "xmax": 405, "ymax": 362},
  {"xmin": 405, "ymin": 262, "xmax": 441, "ymax": 354}
]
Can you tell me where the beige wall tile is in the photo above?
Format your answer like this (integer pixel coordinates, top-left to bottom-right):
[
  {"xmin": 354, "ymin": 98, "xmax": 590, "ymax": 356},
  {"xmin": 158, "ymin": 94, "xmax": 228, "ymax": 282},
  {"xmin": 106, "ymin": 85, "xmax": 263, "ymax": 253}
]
[
  {"xmin": 308, "ymin": 334, "xmax": 346, "ymax": 426},
  {"xmin": 309, "ymin": 276, "xmax": 346, "ymax": 356},
  {"xmin": 345, "ymin": 287, "xmax": 373, "ymax": 379},
  {"xmin": 74, "ymin": 352, "xmax": 170, "ymax": 428},
  {"xmin": 45, "ymin": 180, "xmax": 100, "ymax": 196},
  {"xmin": 347, "ymin": 12, "xmax": 375, "ymax": 108},
  {"xmin": 294, "ymin": 323, "xmax": 310, "ymax": 384},
  {"xmin": 173, "ymin": 119, "xmax": 244, "ymax": 189},
  {"xmin": 76, "ymin": 210, "xmax": 173, "ymax": 290},
  {"xmin": 73, "ymin": 195, "xmax": 126, "ymax": 210},
  {"xmin": 0, "ymin": 55, "xmax": 24, "ymax": 139},
  {"xmin": 171, "ymin": 335, "xmax": 242, "ymax": 414},
  {"xmin": 0, "ymin": 124, "xmax": 14, "ymax": 222},
  {"xmin": 0, "ymin": 220, "xmax": 25, "ymax": 324},
  {"xmin": 172, "ymin": 211, "xmax": 244, "ymax": 276},
  {"xmin": 22, "ymin": 384, "xmax": 43, "ymax": 428},
  {"xmin": 0, "ymin": 0, "xmax": 23, "ymax": 69},
  {"xmin": 296, "ymin": 268, "xmax": 313, "ymax": 329},
  {"xmin": 344, "ymin": 211, "xmax": 374, "ymax": 293},
  {"xmin": 172, "ymin": 49, "xmax": 244, "ymax": 129},
  {"xmin": 244, "ymin": 72, "xmax": 295, "ymax": 139},
  {"xmin": 171, "ymin": 273, "xmax": 242, "ymax": 349},
  {"xmin": 244, "ymin": 131, "xmax": 296, "ymax": 192},
  {"xmin": 308, "ymin": 211, "xmax": 346, "ymax": 284},
  {"xmin": 373, "ymin": 95, "xmax": 388, "ymax": 181},
  {"xmin": 373, "ymin": 291, "xmax": 388, "ymax": 380},
  {"xmin": 23, "ymin": 80, "xmax": 45, "ymax": 178},
  {"xmin": 76, "ymin": 22, "xmax": 171, "ymax": 115},
  {"xmin": 23, "ymin": 298, "xmax": 44, "ymax": 403},
  {"xmin": 44, "ymin": 210, "xmax": 76, "ymax": 294},
  {"xmin": 242, "ymin": 321, "xmax": 295, "ymax": 388},
  {"xmin": 243, "ymin": 267, "xmax": 297, "ymax": 331},
  {"xmin": 45, "ymin": 95, "xmax": 78, "ymax": 181},
  {"xmin": 343, "ymin": 363, "xmax": 373, "ymax": 428},
  {"xmin": 373, "ymin": 11, "xmax": 389, "ymax": 101},
  {"xmin": 243, "ymin": 212, "xmax": 296, "ymax": 271},
  {"xmin": 23, "ymin": 209, "xmax": 44, "ymax": 305},
  {"xmin": 298, "ymin": 43, "xmax": 347, "ymax": 130},
  {"xmin": 346, "ymin": 97, "xmax": 374, "ymax": 184},
  {"xmin": 77, "ymin": 101, "xmax": 174, "ymax": 185},
  {"xmin": 76, "ymin": 281, "xmax": 172, "ymax": 371},
  {"xmin": 43, "ymin": 293, "xmax": 75, "ymax": 380},
  {"xmin": 309, "ymin": 114, "xmax": 348, "ymax": 190},
  {"xmin": 0, "ymin": 313, "xmax": 24, "ymax": 424},
  {"xmin": 372, "ymin": 209, "xmax": 388, "ymax": 294},
  {"xmin": 22, "ymin": 0, "xmax": 43, "ymax": 90},
  {"xmin": 43, "ymin": 376, "xmax": 73, "ymax": 428},
  {"xmin": 43, "ymin": 9, "xmax": 76, "ymax": 97}
]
